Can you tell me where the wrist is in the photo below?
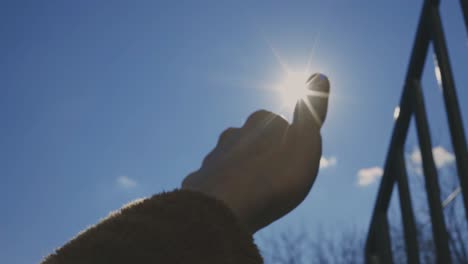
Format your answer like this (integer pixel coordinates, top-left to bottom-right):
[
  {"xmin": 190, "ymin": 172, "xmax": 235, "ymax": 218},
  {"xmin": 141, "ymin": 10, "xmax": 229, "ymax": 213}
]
[{"xmin": 181, "ymin": 184, "xmax": 252, "ymax": 233}]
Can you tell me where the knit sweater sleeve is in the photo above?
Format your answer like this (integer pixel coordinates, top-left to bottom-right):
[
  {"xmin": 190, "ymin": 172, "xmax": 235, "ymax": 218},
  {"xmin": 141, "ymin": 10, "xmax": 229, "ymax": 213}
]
[{"xmin": 41, "ymin": 189, "xmax": 263, "ymax": 264}]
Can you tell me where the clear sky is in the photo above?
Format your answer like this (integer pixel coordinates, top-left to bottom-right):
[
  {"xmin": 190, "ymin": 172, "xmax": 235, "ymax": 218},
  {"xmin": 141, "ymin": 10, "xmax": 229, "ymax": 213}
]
[{"xmin": 2, "ymin": 1, "xmax": 467, "ymax": 263}]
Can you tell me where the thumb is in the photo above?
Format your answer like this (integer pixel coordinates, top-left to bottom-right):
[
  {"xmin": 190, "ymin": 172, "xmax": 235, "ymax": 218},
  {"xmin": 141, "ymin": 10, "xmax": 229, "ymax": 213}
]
[{"xmin": 292, "ymin": 73, "xmax": 330, "ymax": 132}]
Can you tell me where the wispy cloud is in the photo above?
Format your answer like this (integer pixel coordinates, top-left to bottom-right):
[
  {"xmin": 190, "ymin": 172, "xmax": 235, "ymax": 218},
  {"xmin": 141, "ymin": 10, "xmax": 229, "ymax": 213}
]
[
  {"xmin": 355, "ymin": 147, "xmax": 454, "ymax": 187},
  {"xmin": 409, "ymin": 146, "xmax": 455, "ymax": 174},
  {"xmin": 433, "ymin": 147, "xmax": 456, "ymax": 167},
  {"xmin": 320, "ymin": 156, "xmax": 337, "ymax": 169},
  {"xmin": 116, "ymin": 175, "xmax": 137, "ymax": 189},
  {"xmin": 357, "ymin": 167, "xmax": 383, "ymax": 187}
]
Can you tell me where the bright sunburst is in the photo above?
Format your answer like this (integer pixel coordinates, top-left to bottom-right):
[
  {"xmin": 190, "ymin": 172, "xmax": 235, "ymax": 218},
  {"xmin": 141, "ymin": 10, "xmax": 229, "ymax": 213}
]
[
  {"xmin": 276, "ymin": 70, "xmax": 312, "ymax": 112},
  {"xmin": 265, "ymin": 39, "xmax": 331, "ymax": 122},
  {"xmin": 267, "ymin": 43, "xmax": 320, "ymax": 119},
  {"xmin": 273, "ymin": 68, "xmax": 330, "ymax": 124}
]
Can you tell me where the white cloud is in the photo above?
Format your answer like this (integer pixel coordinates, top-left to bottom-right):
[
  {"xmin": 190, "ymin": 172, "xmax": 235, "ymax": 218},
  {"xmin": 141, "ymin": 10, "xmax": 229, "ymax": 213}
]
[
  {"xmin": 116, "ymin": 176, "xmax": 137, "ymax": 189},
  {"xmin": 320, "ymin": 156, "xmax": 337, "ymax": 169},
  {"xmin": 432, "ymin": 146, "xmax": 455, "ymax": 167},
  {"xmin": 410, "ymin": 148, "xmax": 422, "ymax": 164},
  {"xmin": 409, "ymin": 146, "xmax": 455, "ymax": 174},
  {"xmin": 357, "ymin": 167, "xmax": 383, "ymax": 187}
]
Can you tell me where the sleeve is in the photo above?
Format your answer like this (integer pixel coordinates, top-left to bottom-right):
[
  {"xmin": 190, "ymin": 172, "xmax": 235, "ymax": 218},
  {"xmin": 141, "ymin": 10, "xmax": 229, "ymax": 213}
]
[{"xmin": 41, "ymin": 189, "xmax": 263, "ymax": 264}]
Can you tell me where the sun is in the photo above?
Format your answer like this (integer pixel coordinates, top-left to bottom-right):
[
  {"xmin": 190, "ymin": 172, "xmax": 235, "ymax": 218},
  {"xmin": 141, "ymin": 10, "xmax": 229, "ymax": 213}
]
[
  {"xmin": 266, "ymin": 43, "xmax": 330, "ymax": 122},
  {"xmin": 276, "ymin": 70, "xmax": 312, "ymax": 112}
]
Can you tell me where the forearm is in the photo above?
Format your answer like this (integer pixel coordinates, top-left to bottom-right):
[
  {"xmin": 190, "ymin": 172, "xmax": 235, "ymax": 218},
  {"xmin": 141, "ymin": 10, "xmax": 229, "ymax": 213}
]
[{"xmin": 42, "ymin": 189, "xmax": 262, "ymax": 264}]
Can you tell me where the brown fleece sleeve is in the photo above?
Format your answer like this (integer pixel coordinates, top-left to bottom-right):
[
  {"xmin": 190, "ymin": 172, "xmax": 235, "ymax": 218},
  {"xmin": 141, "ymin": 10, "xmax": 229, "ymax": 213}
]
[{"xmin": 42, "ymin": 189, "xmax": 263, "ymax": 264}]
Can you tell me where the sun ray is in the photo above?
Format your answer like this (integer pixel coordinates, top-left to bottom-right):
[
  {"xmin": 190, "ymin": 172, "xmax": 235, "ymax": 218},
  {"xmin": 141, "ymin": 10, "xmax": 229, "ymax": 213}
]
[
  {"xmin": 302, "ymin": 95, "xmax": 323, "ymax": 127},
  {"xmin": 264, "ymin": 40, "xmax": 330, "ymax": 123},
  {"xmin": 306, "ymin": 31, "xmax": 321, "ymax": 74},
  {"xmin": 267, "ymin": 40, "xmax": 290, "ymax": 73},
  {"xmin": 306, "ymin": 90, "xmax": 329, "ymax": 98}
]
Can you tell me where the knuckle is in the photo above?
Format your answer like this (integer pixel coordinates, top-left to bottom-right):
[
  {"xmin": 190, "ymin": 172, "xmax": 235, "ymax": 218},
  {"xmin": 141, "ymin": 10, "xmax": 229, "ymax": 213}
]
[
  {"xmin": 201, "ymin": 150, "xmax": 216, "ymax": 166},
  {"xmin": 217, "ymin": 127, "xmax": 240, "ymax": 147},
  {"xmin": 244, "ymin": 109, "xmax": 274, "ymax": 127},
  {"xmin": 182, "ymin": 173, "xmax": 194, "ymax": 188},
  {"xmin": 270, "ymin": 114, "xmax": 289, "ymax": 130},
  {"xmin": 219, "ymin": 127, "xmax": 237, "ymax": 141}
]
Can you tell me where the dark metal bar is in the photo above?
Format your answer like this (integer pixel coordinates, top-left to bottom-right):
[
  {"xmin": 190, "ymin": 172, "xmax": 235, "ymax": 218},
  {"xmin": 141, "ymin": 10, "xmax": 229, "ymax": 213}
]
[
  {"xmin": 376, "ymin": 212, "xmax": 394, "ymax": 264},
  {"xmin": 395, "ymin": 150, "xmax": 420, "ymax": 264},
  {"xmin": 412, "ymin": 79, "xmax": 451, "ymax": 263},
  {"xmin": 365, "ymin": 90, "xmax": 409, "ymax": 262},
  {"xmin": 365, "ymin": 0, "xmax": 468, "ymax": 262},
  {"xmin": 366, "ymin": 238, "xmax": 377, "ymax": 264},
  {"xmin": 405, "ymin": 0, "xmax": 439, "ymax": 81},
  {"xmin": 460, "ymin": 0, "xmax": 468, "ymax": 33},
  {"xmin": 367, "ymin": 212, "xmax": 394, "ymax": 264},
  {"xmin": 430, "ymin": 3, "xmax": 468, "ymax": 223},
  {"xmin": 366, "ymin": 0, "xmax": 435, "ymax": 258}
]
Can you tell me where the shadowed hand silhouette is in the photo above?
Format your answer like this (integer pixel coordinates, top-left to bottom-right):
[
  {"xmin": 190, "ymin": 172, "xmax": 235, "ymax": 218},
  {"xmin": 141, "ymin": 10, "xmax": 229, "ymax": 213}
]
[{"xmin": 182, "ymin": 73, "xmax": 330, "ymax": 233}]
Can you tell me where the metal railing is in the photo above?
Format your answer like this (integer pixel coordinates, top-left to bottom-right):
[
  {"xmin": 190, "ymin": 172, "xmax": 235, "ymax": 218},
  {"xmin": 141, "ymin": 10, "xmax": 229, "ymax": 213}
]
[{"xmin": 365, "ymin": 0, "xmax": 468, "ymax": 263}]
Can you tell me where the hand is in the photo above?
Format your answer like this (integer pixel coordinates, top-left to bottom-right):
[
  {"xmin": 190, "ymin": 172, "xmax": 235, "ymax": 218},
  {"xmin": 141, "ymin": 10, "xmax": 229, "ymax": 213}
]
[{"xmin": 182, "ymin": 73, "xmax": 330, "ymax": 233}]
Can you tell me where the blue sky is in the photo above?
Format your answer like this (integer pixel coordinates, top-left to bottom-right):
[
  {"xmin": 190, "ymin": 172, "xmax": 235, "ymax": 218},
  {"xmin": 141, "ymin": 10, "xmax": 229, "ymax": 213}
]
[{"xmin": 1, "ymin": 1, "xmax": 468, "ymax": 263}]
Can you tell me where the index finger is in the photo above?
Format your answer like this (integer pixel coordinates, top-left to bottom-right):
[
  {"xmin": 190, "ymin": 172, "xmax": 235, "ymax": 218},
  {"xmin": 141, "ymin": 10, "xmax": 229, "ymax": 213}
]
[{"xmin": 292, "ymin": 73, "xmax": 330, "ymax": 133}]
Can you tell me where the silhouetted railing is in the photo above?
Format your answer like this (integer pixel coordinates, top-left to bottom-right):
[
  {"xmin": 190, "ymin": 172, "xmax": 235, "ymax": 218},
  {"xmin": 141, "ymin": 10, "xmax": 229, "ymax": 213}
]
[{"xmin": 365, "ymin": 0, "xmax": 468, "ymax": 263}]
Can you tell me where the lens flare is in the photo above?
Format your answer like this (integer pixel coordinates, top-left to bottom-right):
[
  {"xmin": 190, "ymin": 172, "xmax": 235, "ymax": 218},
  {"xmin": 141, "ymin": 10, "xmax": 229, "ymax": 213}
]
[
  {"xmin": 277, "ymin": 71, "xmax": 312, "ymax": 111},
  {"xmin": 266, "ymin": 43, "xmax": 330, "ymax": 122}
]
